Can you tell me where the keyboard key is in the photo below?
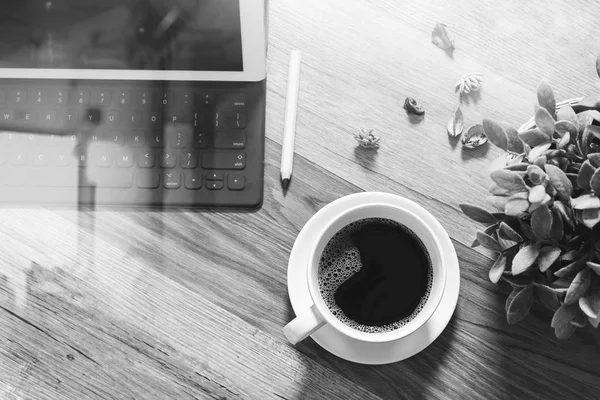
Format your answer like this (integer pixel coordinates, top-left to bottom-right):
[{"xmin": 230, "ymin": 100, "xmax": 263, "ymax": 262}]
[
  {"xmin": 117, "ymin": 150, "xmax": 134, "ymax": 167},
  {"xmin": 107, "ymin": 132, "xmax": 124, "ymax": 147},
  {"xmin": 233, "ymin": 112, "xmax": 247, "ymax": 129},
  {"xmin": 0, "ymin": 110, "xmax": 13, "ymax": 121},
  {"xmin": 213, "ymin": 131, "xmax": 246, "ymax": 149},
  {"xmin": 148, "ymin": 112, "xmax": 162, "ymax": 128},
  {"xmin": 206, "ymin": 172, "xmax": 224, "ymax": 181},
  {"xmin": 118, "ymin": 91, "xmax": 131, "ymax": 106},
  {"xmin": 137, "ymin": 171, "xmax": 160, "ymax": 188},
  {"xmin": 0, "ymin": 89, "xmax": 6, "ymax": 104},
  {"xmin": 206, "ymin": 180, "xmax": 224, "ymax": 190},
  {"xmin": 2, "ymin": 132, "xmax": 21, "ymax": 146},
  {"xmin": 202, "ymin": 151, "xmax": 245, "ymax": 170},
  {"xmin": 87, "ymin": 170, "xmax": 133, "ymax": 188},
  {"xmin": 159, "ymin": 152, "xmax": 177, "ymax": 168},
  {"xmin": 227, "ymin": 174, "xmax": 245, "ymax": 190},
  {"xmin": 75, "ymin": 151, "xmax": 88, "ymax": 167},
  {"xmin": 44, "ymin": 134, "xmax": 60, "ymax": 147},
  {"xmin": 137, "ymin": 149, "xmax": 155, "ymax": 167},
  {"xmin": 71, "ymin": 90, "xmax": 90, "ymax": 105},
  {"xmin": 12, "ymin": 152, "xmax": 27, "ymax": 166},
  {"xmin": 166, "ymin": 124, "xmax": 189, "ymax": 148},
  {"xmin": 192, "ymin": 132, "xmax": 209, "ymax": 148},
  {"xmin": 8, "ymin": 89, "xmax": 27, "ymax": 105},
  {"xmin": 196, "ymin": 92, "xmax": 216, "ymax": 106},
  {"xmin": 136, "ymin": 91, "xmax": 151, "ymax": 107},
  {"xmin": 52, "ymin": 150, "xmax": 70, "ymax": 166},
  {"xmin": 106, "ymin": 110, "xmax": 120, "ymax": 125},
  {"xmin": 51, "ymin": 90, "xmax": 67, "ymax": 105},
  {"xmin": 163, "ymin": 172, "xmax": 180, "ymax": 189},
  {"xmin": 150, "ymin": 132, "xmax": 164, "ymax": 148},
  {"xmin": 127, "ymin": 110, "xmax": 142, "ymax": 126},
  {"xmin": 15, "ymin": 110, "xmax": 35, "ymax": 123},
  {"xmin": 158, "ymin": 92, "xmax": 172, "ymax": 106},
  {"xmin": 93, "ymin": 152, "xmax": 112, "ymax": 167},
  {"xmin": 40, "ymin": 110, "xmax": 57, "ymax": 124},
  {"xmin": 178, "ymin": 92, "xmax": 193, "ymax": 106},
  {"xmin": 128, "ymin": 131, "xmax": 146, "ymax": 147},
  {"xmin": 91, "ymin": 90, "xmax": 111, "ymax": 106},
  {"xmin": 32, "ymin": 151, "xmax": 50, "ymax": 166},
  {"xmin": 61, "ymin": 110, "xmax": 79, "ymax": 125},
  {"xmin": 184, "ymin": 172, "xmax": 202, "ymax": 189},
  {"xmin": 34, "ymin": 90, "xmax": 47, "ymax": 105},
  {"xmin": 219, "ymin": 93, "xmax": 246, "ymax": 108},
  {"xmin": 180, "ymin": 151, "xmax": 198, "ymax": 168},
  {"xmin": 24, "ymin": 133, "xmax": 38, "ymax": 147},
  {"xmin": 84, "ymin": 109, "xmax": 102, "ymax": 124}
]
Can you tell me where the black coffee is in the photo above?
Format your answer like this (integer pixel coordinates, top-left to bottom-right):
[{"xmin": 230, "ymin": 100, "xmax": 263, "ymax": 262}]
[{"xmin": 317, "ymin": 218, "xmax": 433, "ymax": 333}]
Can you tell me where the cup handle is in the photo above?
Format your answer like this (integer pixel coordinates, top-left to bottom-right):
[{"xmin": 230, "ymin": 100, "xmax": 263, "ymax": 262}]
[{"xmin": 283, "ymin": 304, "xmax": 326, "ymax": 345}]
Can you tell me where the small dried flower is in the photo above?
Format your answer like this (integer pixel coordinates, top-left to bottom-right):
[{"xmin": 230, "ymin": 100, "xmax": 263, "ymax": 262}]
[
  {"xmin": 354, "ymin": 128, "xmax": 380, "ymax": 149},
  {"xmin": 455, "ymin": 73, "xmax": 484, "ymax": 95}
]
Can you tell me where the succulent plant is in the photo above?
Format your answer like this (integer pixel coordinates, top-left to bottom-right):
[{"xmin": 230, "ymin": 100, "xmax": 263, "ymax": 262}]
[{"xmin": 460, "ymin": 65, "xmax": 600, "ymax": 339}]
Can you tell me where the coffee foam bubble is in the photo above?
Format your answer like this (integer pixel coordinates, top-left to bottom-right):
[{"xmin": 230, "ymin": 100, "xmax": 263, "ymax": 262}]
[{"xmin": 317, "ymin": 217, "xmax": 433, "ymax": 334}]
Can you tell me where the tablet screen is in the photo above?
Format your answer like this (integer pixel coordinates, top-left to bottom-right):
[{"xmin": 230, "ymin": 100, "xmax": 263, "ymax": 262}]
[{"xmin": 0, "ymin": 0, "xmax": 243, "ymax": 72}]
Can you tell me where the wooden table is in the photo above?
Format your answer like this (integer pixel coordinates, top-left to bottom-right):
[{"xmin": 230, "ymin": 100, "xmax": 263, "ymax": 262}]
[{"xmin": 2, "ymin": 0, "xmax": 600, "ymax": 399}]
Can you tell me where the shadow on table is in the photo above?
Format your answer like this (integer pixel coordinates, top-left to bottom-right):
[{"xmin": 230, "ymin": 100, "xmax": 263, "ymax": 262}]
[
  {"xmin": 285, "ymin": 301, "xmax": 458, "ymax": 400},
  {"xmin": 489, "ymin": 284, "xmax": 600, "ymax": 399}
]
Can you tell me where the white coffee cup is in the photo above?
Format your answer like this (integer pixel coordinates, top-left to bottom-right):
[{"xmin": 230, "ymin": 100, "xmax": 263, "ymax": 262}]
[{"xmin": 283, "ymin": 202, "xmax": 447, "ymax": 345}]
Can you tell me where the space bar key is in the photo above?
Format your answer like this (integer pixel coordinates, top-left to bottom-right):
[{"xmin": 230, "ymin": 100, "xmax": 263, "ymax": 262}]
[{"xmin": 32, "ymin": 169, "xmax": 133, "ymax": 188}]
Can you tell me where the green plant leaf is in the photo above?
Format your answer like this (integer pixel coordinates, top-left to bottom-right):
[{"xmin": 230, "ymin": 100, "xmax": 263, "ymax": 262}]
[
  {"xmin": 459, "ymin": 203, "xmax": 497, "ymax": 224},
  {"xmin": 590, "ymin": 168, "xmax": 600, "ymax": 195},
  {"xmin": 471, "ymin": 237, "xmax": 480, "ymax": 248},
  {"xmin": 533, "ymin": 156, "xmax": 547, "ymax": 170},
  {"xmin": 528, "ymin": 185, "xmax": 546, "ymax": 204},
  {"xmin": 555, "ymin": 260, "xmax": 584, "ymax": 278},
  {"xmin": 583, "ymin": 291, "xmax": 600, "ymax": 328},
  {"xmin": 489, "ymin": 253, "xmax": 508, "ymax": 284},
  {"xmin": 526, "ymin": 165, "xmax": 547, "ymax": 185},
  {"xmin": 537, "ymin": 246, "xmax": 561, "ymax": 272},
  {"xmin": 503, "ymin": 125, "xmax": 525, "ymax": 154},
  {"xmin": 482, "ymin": 118, "xmax": 508, "ymax": 151},
  {"xmin": 579, "ymin": 296, "xmax": 598, "ymax": 319},
  {"xmin": 589, "ymin": 125, "xmax": 600, "ymax": 140},
  {"xmin": 556, "ymin": 105, "xmax": 578, "ymax": 128},
  {"xmin": 488, "ymin": 183, "xmax": 512, "ymax": 195},
  {"xmin": 570, "ymin": 308, "xmax": 587, "ymax": 328},
  {"xmin": 550, "ymin": 206, "xmax": 564, "ymax": 241},
  {"xmin": 537, "ymin": 79, "xmax": 556, "ymax": 118},
  {"xmin": 518, "ymin": 129, "xmax": 551, "ymax": 147},
  {"xmin": 586, "ymin": 261, "xmax": 600, "ymax": 276},
  {"xmin": 528, "ymin": 143, "xmax": 552, "ymax": 162},
  {"xmin": 571, "ymin": 194, "xmax": 600, "ymax": 210},
  {"xmin": 545, "ymin": 164, "xmax": 573, "ymax": 201},
  {"xmin": 582, "ymin": 209, "xmax": 600, "ymax": 229},
  {"xmin": 534, "ymin": 105, "xmax": 556, "ymax": 137},
  {"xmin": 505, "ymin": 198, "xmax": 530, "ymax": 216},
  {"xmin": 531, "ymin": 204, "xmax": 552, "ymax": 239},
  {"xmin": 519, "ymin": 220, "xmax": 536, "ymax": 241},
  {"xmin": 553, "ymin": 202, "xmax": 574, "ymax": 230},
  {"xmin": 498, "ymin": 222, "xmax": 523, "ymax": 242},
  {"xmin": 557, "ymin": 131, "xmax": 571, "ymax": 149},
  {"xmin": 555, "ymin": 322, "xmax": 577, "ymax": 339},
  {"xmin": 535, "ymin": 284, "xmax": 561, "ymax": 311},
  {"xmin": 554, "ymin": 120, "xmax": 578, "ymax": 138},
  {"xmin": 505, "ymin": 287, "xmax": 520, "ymax": 314},
  {"xmin": 490, "ymin": 169, "xmax": 527, "ymax": 191},
  {"xmin": 486, "ymin": 195, "xmax": 509, "ymax": 211},
  {"xmin": 564, "ymin": 269, "xmax": 591, "ymax": 305},
  {"xmin": 578, "ymin": 94, "xmax": 600, "ymax": 109},
  {"xmin": 577, "ymin": 160, "xmax": 595, "ymax": 190},
  {"xmin": 506, "ymin": 285, "xmax": 533, "ymax": 324},
  {"xmin": 502, "ymin": 274, "xmax": 533, "ymax": 288},
  {"xmin": 551, "ymin": 303, "xmax": 579, "ymax": 327},
  {"xmin": 504, "ymin": 163, "xmax": 530, "ymax": 172},
  {"xmin": 447, "ymin": 105, "xmax": 464, "ymax": 137},
  {"xmin": 512, "ymin": 242, "xmax": 540, "ymax": 275},
  {"xmin": 588, "ymin": 153, "xmax": 600, "ymax": 168},
  {"xmin": 476, "ymin": 231, "xmax": 502, "ymax": 252}
]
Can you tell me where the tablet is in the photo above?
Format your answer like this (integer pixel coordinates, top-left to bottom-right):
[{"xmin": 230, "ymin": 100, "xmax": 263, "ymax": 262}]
[{"xmin": 0, "ymin": 0, "xmax": 267, "ymax": 82}]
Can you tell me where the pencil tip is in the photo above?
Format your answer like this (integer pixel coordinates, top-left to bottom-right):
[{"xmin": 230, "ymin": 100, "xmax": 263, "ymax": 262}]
[{"xmin": 281, "ymin": 178, "xmax": 290, "ymax": 189}]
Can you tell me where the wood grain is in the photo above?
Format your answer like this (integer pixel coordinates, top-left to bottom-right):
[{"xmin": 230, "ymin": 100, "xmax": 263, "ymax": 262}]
[{"xmin": 2, "ymin": 1, "xmax": 600, "ymax": 399}]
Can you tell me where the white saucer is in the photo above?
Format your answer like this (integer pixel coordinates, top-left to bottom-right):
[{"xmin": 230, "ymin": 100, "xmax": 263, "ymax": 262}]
[{"xmin": 287, "ymin": 192, "xmax": 460, "ymax": 365}]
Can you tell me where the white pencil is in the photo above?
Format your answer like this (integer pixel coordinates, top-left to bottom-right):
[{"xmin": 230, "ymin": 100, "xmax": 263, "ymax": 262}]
[{"xmin": 280, "ymin": 50, "xmax": 302, "ymax": 189}]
